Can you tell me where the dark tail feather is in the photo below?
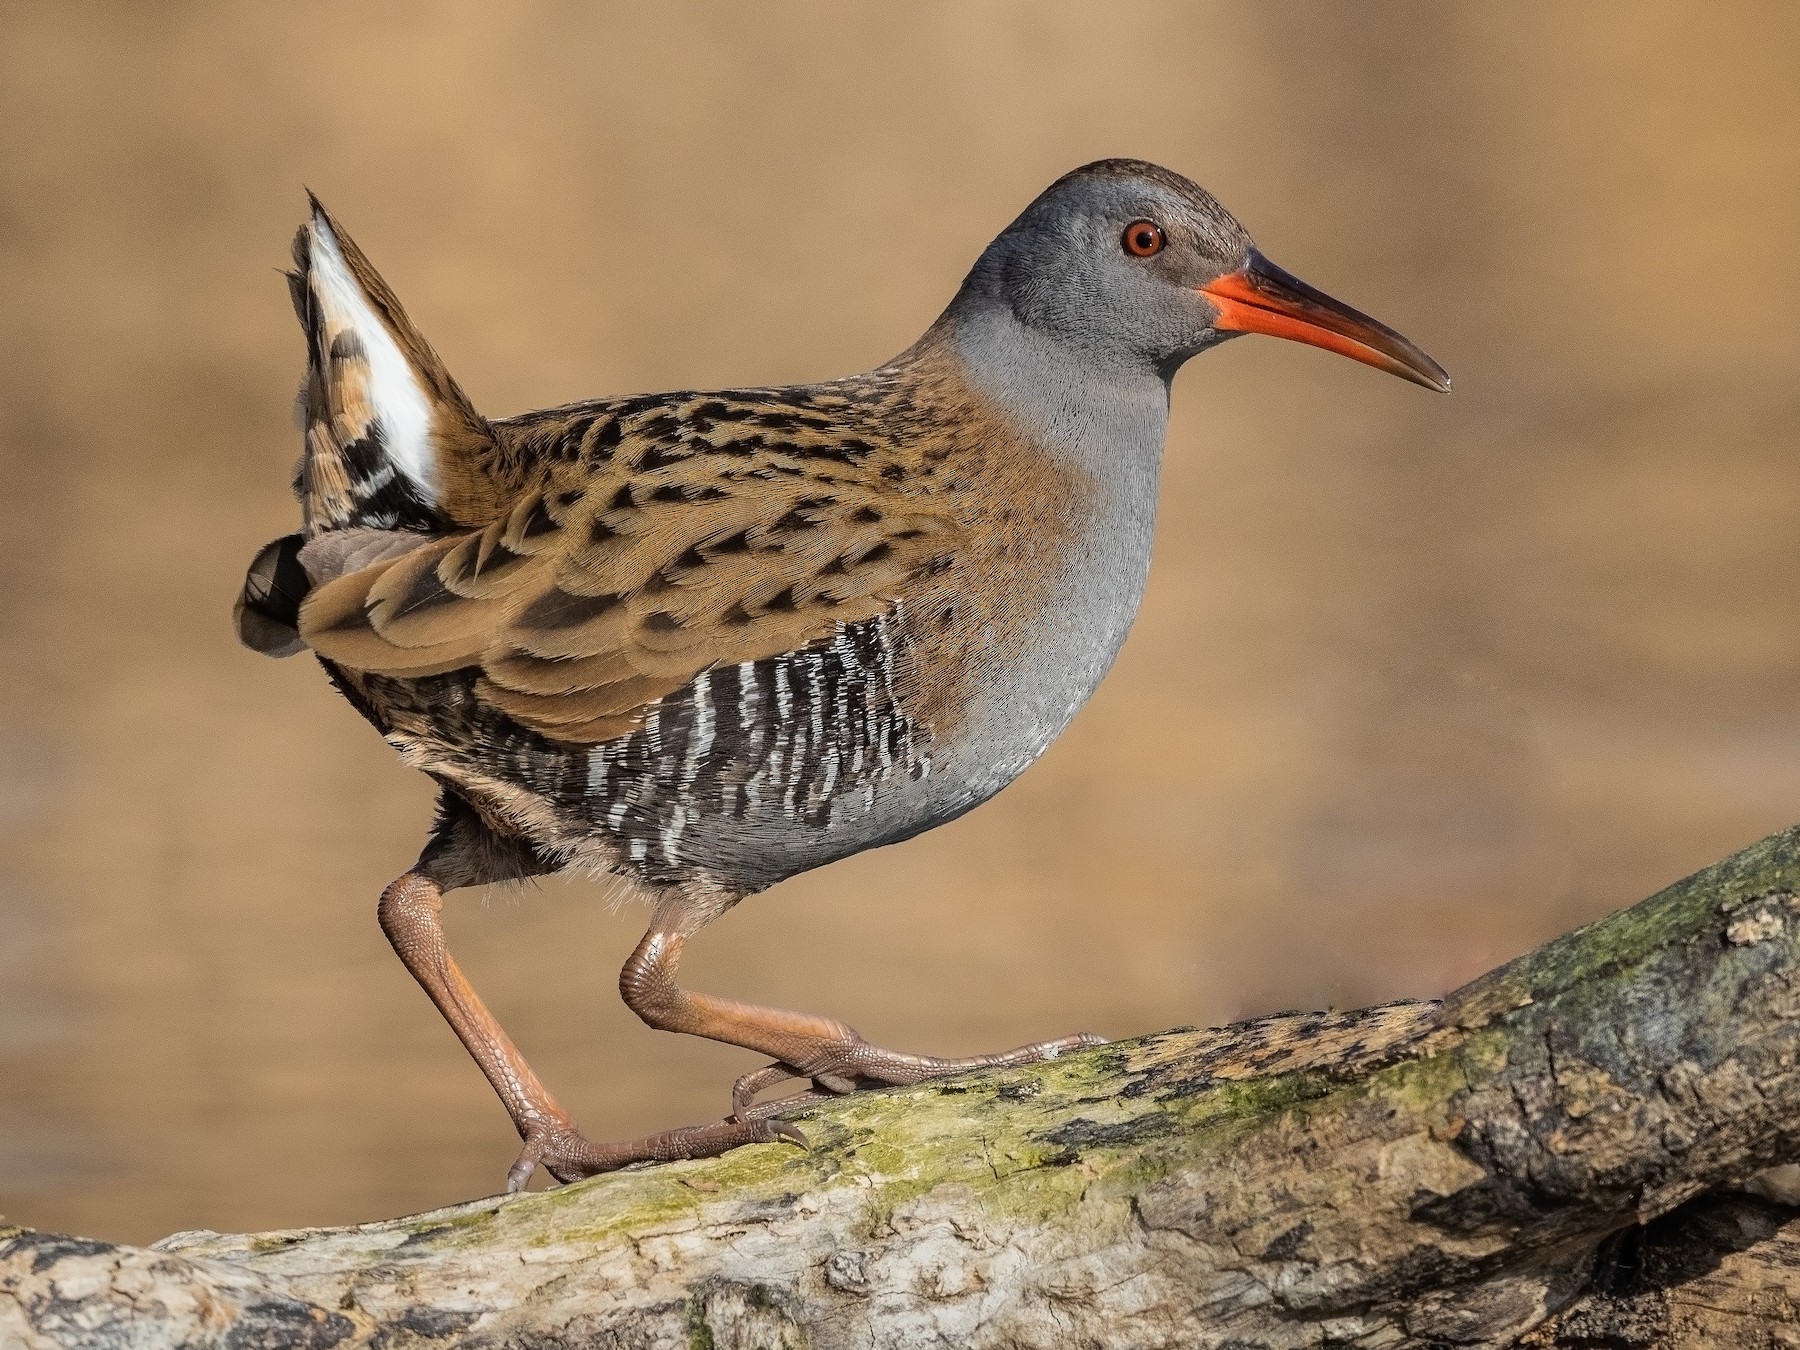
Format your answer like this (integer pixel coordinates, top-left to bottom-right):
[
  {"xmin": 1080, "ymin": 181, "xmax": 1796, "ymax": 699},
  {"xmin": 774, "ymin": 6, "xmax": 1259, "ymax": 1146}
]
[{"xmin": 235, "ymin": 533, "xmax": 311, "ymax": 657}]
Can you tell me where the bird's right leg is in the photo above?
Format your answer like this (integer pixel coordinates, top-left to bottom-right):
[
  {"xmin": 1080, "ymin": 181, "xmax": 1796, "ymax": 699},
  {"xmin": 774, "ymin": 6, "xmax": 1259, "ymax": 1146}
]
[
  {"xmin": 377, "ymin": 861, "xmax": 798, "ymax": 1194},
  {"xmin": 619, "ymin": 888, "xmax": 1104, "ymax": 1125}
]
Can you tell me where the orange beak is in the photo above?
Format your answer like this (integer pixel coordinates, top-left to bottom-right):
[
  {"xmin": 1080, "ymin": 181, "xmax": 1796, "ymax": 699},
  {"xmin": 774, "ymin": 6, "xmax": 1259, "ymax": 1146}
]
[{"xmin": 1200, "ymin": 251, "xmax": 1450, "ymax": 392}]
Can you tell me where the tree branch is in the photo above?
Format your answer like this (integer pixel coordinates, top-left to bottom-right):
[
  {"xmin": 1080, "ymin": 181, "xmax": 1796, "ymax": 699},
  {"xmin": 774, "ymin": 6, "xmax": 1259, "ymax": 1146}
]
[{"xmin": 10, "ymin": 823, "xmax": 1800, "ymax": 1348}]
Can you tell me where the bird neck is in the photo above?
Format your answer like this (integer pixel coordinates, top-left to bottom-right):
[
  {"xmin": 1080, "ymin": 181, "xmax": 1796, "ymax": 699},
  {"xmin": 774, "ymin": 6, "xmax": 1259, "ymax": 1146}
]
[{"xmin": 914, "ymin": 294, "xmax": 1171, "ymax": 509}]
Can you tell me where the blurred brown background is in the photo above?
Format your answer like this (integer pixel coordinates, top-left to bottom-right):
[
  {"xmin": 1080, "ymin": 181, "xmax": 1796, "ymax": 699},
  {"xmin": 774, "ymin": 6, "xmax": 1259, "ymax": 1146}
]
[{"xmin": 1, "ymin": 1, "xmax": 1796, "ymax": 1245}]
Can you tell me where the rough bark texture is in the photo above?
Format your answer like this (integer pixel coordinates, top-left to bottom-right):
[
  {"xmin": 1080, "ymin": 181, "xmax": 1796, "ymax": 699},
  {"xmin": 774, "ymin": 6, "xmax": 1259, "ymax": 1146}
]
[{"xmin": 11, "ymin": 823, "xmax": 1800, "ymax": 1349}]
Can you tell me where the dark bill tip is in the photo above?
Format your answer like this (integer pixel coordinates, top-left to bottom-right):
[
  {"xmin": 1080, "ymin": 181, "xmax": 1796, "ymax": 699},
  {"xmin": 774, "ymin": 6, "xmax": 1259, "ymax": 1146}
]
[{"xmin": 1200, "ymin": 251, "xmax": 1450, "ymax": 393}]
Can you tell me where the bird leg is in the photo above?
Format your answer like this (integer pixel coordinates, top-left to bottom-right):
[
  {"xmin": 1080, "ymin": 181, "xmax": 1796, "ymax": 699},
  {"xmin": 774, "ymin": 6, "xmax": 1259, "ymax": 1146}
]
[
  {"xmin": 619, "ymin": 889, "xmax": 1106, "ymax": 1124},
  {"xmin": 377, "ymin": 869, "xmax": 801, "ymax": 1193}
]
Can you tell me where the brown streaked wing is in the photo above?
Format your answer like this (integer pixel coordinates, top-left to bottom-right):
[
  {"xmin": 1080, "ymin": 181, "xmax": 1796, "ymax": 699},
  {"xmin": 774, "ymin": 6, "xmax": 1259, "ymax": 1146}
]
[{"xmin": 298, "ymin": 429, "xmax": 957, "ymax": 743}]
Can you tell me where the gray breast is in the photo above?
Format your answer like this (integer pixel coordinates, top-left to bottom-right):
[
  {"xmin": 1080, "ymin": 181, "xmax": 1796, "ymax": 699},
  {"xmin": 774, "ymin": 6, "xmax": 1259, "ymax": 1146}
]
[{"xmin": 906, "ymin": 300, "xmax": 1171, "ymax": 826}]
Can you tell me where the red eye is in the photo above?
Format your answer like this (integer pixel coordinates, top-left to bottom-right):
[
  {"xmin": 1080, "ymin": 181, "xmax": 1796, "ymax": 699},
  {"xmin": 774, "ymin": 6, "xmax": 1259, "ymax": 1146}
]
[{"xmin": 1122, "ymin": 220, "xmax": 1165, "ymax": 257}]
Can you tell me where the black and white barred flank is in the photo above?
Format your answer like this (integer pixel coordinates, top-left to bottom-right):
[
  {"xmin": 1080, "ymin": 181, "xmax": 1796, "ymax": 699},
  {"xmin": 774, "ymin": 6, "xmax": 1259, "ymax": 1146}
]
[{"xmin": 398, "ymin": 612, "xmax": 931, "ymax": 890}]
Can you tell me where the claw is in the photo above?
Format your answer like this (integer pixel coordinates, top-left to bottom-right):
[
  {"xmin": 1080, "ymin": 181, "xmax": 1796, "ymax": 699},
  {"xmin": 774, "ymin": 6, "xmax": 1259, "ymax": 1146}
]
[
  {"xmin": 763, "ymin": 1118, "xmax": 809, "ymax": 1149},
  {"xmin": 504, "ymin": 1151, "xmax": 539, "ymax": 1194}
]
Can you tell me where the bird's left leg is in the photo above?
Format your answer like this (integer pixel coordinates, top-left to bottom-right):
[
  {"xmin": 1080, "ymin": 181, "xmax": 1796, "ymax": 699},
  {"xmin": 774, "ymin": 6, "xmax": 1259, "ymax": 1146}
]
[
  {"xmin": 387, "ymin": 792, "xmax": 802, "ymax": 1192},
  {"xmin": 619, "ymin": 887, "xmax": 1105, "ymax": 1124}
]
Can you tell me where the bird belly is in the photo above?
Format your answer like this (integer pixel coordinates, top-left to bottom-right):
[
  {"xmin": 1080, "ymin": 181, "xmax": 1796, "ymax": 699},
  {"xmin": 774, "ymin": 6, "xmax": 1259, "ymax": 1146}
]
[{"xmin": 919, "ymin": 564, "xmax": 1152, "ymax": 823}]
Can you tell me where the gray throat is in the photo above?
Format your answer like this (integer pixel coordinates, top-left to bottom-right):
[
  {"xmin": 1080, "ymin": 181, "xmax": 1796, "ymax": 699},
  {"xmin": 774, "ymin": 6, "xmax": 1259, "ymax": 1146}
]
[
  {"xmin": 927, "ymin": 298, "xmax": 1173, "ymax": 804},
  {"xmin": 941, "ymin": 297, "xmax": 1172, "ymax": 500}
]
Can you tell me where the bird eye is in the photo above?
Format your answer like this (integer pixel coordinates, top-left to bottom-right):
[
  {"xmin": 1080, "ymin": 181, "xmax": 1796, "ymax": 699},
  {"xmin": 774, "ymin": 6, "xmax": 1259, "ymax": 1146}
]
[{"xmin": 1122, "ymin": 220, "xmax": 1165, "ymax": 258}]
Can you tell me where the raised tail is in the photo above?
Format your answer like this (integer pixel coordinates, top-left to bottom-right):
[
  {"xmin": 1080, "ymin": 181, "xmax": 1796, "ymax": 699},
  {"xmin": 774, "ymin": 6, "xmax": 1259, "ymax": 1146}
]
[
  {"xmin": 238, "ymin": 197, "xmax": 504, "ymax": 657},
  {"xmin": 288, "ymin": 194, "xmax": 495, "ymax": 533}
]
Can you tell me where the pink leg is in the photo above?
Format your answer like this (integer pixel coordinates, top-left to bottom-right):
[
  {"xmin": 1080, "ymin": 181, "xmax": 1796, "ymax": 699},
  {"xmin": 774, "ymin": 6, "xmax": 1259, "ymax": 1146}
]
[
  {"xmin": 618, "ymin": 890, "xmax": 1106, "ymax": 1122},
  {"xmin": 377, "ymin": 870, "xmax": 800, "ymax": 1192}
]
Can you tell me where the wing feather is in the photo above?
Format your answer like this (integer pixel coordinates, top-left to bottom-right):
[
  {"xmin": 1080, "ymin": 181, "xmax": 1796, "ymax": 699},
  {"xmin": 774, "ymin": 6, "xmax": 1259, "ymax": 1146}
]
[{"xmin": 298, "ymin": 426, "xmax": 954, "ymax": 742}]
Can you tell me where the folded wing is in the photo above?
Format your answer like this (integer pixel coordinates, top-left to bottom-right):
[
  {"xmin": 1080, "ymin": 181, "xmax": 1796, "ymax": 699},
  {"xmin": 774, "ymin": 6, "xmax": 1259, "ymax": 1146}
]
[{"xmin": 299, "ymin": 452, "xmax": 955, "ymax": 743}]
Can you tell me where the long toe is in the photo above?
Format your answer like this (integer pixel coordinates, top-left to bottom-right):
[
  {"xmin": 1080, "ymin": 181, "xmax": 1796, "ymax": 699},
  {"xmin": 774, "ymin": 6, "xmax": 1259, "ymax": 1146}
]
[
  {"xmin": 731, "ymin": 1031, "xmax": 1110, "ymax": 1115},
  {"xmin": 507, "ymin": 1114, "xmax": 807, "ymax": 1191},
  {"xmin": 823, "ymin": 1030, "xmax": 1109, "ymax": 1088}
]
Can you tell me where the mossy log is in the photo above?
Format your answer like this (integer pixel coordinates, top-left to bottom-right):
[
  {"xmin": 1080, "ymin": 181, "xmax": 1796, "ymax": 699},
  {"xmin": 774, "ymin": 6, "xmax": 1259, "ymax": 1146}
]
[{"xmin": 11, "ymin": 825, "xmax": 1800, "ymax": 1348}]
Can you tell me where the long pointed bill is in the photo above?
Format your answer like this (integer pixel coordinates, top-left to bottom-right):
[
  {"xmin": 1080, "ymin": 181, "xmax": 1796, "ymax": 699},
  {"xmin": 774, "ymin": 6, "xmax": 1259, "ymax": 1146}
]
[{"xmin": 1200, "ymin": 251, "xmax": 1450, "ymax": 392}]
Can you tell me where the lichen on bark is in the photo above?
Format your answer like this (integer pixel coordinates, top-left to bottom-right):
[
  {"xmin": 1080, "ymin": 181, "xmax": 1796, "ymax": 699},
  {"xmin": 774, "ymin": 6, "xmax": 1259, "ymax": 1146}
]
[{"xmin": 9, "ymin": 825, "xmax": 1800, "ymax": 1347}]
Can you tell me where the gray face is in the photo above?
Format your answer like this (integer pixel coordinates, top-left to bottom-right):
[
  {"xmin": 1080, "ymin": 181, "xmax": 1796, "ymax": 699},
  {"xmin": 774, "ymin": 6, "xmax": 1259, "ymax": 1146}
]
[{"xmin": 958, "ymin": 159, "xmax": 1257, "ymax": 379}]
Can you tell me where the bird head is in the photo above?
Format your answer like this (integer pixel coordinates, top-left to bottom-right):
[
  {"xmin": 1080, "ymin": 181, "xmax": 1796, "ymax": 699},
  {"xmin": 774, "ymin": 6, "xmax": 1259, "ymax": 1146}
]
[{"xmin": 961, "ymin": 159, "xmax": 1449, "ymax": 392}]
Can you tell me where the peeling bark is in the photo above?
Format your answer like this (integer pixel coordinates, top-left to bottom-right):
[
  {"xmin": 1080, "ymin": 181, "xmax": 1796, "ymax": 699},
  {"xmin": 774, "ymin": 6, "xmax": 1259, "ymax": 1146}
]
[{"xmin": 11, "ymin": 823, "xmax": 1800, "ymax": 1348}]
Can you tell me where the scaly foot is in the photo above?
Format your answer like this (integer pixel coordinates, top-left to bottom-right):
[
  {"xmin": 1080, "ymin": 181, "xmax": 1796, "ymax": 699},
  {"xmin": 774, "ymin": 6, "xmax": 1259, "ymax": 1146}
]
[
  {"xmin": 730, "ymin": 1030, "xmax": 1107, "ymax": 1122},
  {"xmin": 506, "ymin": 1113, "xmax": 807, "ymax": 1192}
]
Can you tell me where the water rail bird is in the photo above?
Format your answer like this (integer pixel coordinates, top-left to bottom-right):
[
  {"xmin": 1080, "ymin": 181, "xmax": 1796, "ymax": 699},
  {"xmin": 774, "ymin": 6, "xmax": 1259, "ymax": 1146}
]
[{"xmin": 236, "ymin": 159, "xmax": 1448, "ymax": 1192}]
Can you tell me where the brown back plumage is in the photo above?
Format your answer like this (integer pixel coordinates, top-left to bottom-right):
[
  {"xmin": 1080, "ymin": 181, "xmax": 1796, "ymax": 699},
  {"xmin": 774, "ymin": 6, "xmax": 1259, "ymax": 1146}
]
[{"xmin": 297, "ymin": 392, "xmax": 960, "ymax": 742}]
